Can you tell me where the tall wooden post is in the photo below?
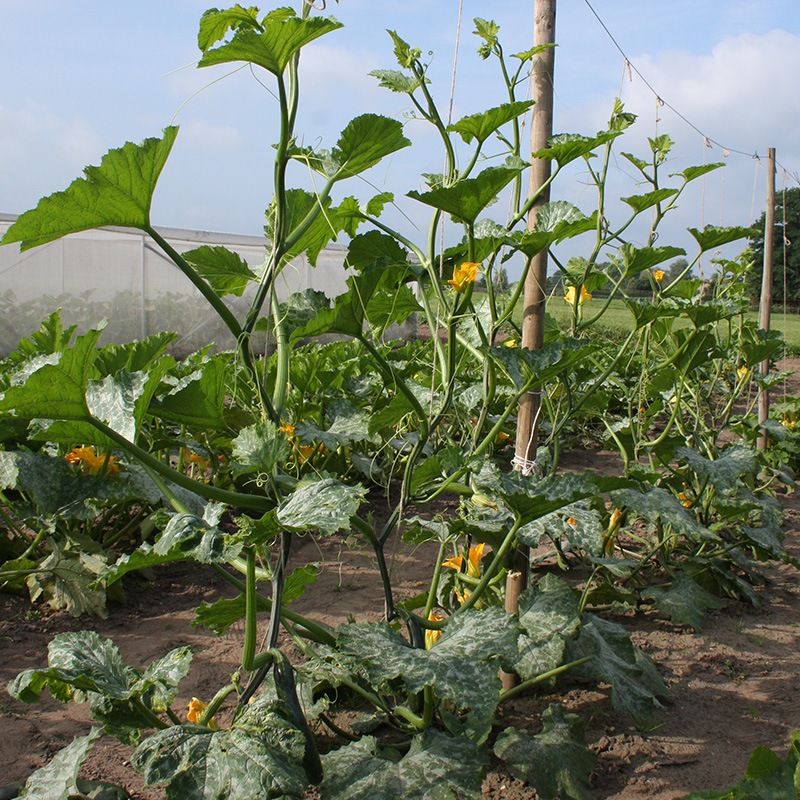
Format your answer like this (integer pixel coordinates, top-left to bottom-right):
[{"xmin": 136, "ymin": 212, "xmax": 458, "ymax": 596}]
[
  {"xmin": 503, "ymin": 0, "xmax": 556, "ymax": 692},
  {"xmin": 515, "ymin": 0, "xmax": 557, "ymax": 470},
  {"xmin": 758, "ymin": 147, "xmax": 775, "ymax": 451}
]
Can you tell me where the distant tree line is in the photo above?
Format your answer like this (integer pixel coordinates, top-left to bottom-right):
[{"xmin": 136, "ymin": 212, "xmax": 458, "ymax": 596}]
[{"xmin": 746, "ymin": 186, "xmax": 800, "ymax": 308}]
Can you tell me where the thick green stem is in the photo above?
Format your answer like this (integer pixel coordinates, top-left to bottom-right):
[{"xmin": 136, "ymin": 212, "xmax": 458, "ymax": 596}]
[
  {"xmin": 499, "ymin": 657, "xmax": 592, "ymax": 703},
  {"xmin": 88, "ymin": 418, "xmax": 275, "ymax": 512}
]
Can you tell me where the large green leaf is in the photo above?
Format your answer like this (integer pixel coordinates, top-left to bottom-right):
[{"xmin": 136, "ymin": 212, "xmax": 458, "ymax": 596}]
[
  {"xmin": 611, "ymin": 486, "xmax": 718, "ymax": 544},
  {"xmin": 198, "ymin": 10, "xmax": 342, "ymax": 75},
  {"xmin": 0, "ymin": 451, "xmax": 124, "ymax": 517},
  {"xmin": 154, "ymin": 357, "xmax": 229, "ymax": 430},
  {"xmin": 676, "ymin": 162, "xmax": 725, "ymax": 183},
  {"xmin": 296, "ymin": 400, "xmax": 372, "ymax": 451},
  {"xmin": 321, "ymin": 730, "xmax": 487, "ymax": 800},
  {"xmin": 513, "ymin": 574, "xmax": 581, "ymax": 681},
  {"xmin": 182, "ymin": 245, "xmax": 256, "ymax": 297},
  {"xmin": 290, "ymin": 271, "xmax": 383, "ymax": 341},
  {"xmin": 346, "ymin": 230, "xmax": 409, "ymax": 272},
  {"xmin": 154, "ymin": 508, "xmax": 241, "ymax": 564},
  {"xmin": 17, "ymin": 728, "xmax": 103, "ymax": 800},
  {"xmin": 618, "ymin": 243, "xmax": 686, "ymax": 276},
  {"xmin": 643, "ymin": 572, "xmax": 726, "ymax": 631},
  {"xmin": 193, "ymin": 564, "xmax": 317, "ymax": 635},
  {"xmin": 567, "ymin": 615, "xmax": 668, "ymax": 721},
  {"xmin": 688, "ymin": 225, "xmax": 757, "ymax": 253},
  {"xmin": 232, "ymin": 420, "xmax": 289, "ymax": 476},
  {"xmin": 532, "ymin": 131, "xmax": 618, "ymax": 167},
  {"xmin": 277, "ymin": 478, "xmax": 365, "ymax": 535},
  {"xmin": 621, "ymin": 188, "xmax": 679, "ymax": 214},
  {"xmin": 9, "ymin": 630, "xmax": 191, "ymax": 707},
  {"xmin": 448, "ymin": 100, "xmax": 534, "ymax": 145},
  {"xmin": 474, "ymin": 463, "xmax": 631, "ymax": 528},
  {"xmin": 494, "ymin": 705, "xmax": 594, "ymax": 800},
  {"xmin": 337, "ymin": 608, "xmax": 518, "ymax": 741},
  {"xmin": 0, "ymin": 326, "xmax": 103, "ymax": 421},
  {"xmin": 369, "ymin": 68, "xmax": 425, "ymax": 94},
  {"xmin": 266, "ymin": 188, "xmax": 339, "ymax": 267},
  {"xmin": 331, "ymin": 114, "xmax": 411, "ymax": 178},
  {"xmin": 94, "ymin": 332, "xmax": 177, "ymax": 376},
  {"xmin": 490, "ymin": 338, "xmax": 594, "ymax": 393},
  {"xmin": 517, "ymin": 501, "xmax": 604, "ymax": 556},
  {"xmin": 675, "ymin": 445, "xmax": 755, "ymax": 496},
  {"xmin": 197, "ymin": 5, "xmax": 261, "ymax": 51},
  {"xmin": 2, "ymin": 128, "xmax": 178, "ymax": 250},
  {"xmin": 407, "ymin": 164, "xmax": 523, "ymax": 224},
  {"xmin": 132, "ymin": 699, "xmax": 308, "ymax": 799},
  {"xmin": 535, "ymin": 203, "xmax": 598, "ymax": 242}
]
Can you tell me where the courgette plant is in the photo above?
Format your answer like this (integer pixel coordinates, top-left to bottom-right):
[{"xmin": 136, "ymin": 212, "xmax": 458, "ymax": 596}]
[{"xmin": 1, "ymin": 5, "xmax": 793, "ymax": 799}]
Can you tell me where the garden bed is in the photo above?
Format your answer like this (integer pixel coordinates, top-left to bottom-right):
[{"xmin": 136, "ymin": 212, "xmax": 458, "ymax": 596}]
[{"xmin": 1, "ymin": 450, "xmax": 798, "ymax": 800}]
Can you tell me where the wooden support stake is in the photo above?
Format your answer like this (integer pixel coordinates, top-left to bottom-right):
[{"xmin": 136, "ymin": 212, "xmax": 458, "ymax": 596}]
[
  {"xmin": 758, "ymin": 147, "xmax": 776, "ymax": 451},
  {"xmin": 503, "ymin": 0, "xmax": 556, "ymax": 693}
]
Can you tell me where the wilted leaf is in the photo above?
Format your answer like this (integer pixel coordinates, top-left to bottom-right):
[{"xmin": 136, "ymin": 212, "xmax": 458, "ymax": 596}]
[
  {"xmin": 132, "ymin": 699, "xmax": 308, "ymax": 799},
  {"xmin": 643, "ymin": 572, "xmax": 726, "ymax": 631},
  {"xmin": 567, "ymin": 615, "xmax": 668, "ymax": 721},
  {"xmin": 17, "ymin": 728, "xmax": 103, "ymax": 800},
  {"xmin": 322, "ymin": 730, "xmax": 487, "ymax": 800},
  {"xmin": 494, "ymin": 705, "xmax": 594, "ymax": 800}
]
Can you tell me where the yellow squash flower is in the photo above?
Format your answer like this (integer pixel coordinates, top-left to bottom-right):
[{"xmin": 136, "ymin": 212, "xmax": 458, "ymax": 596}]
[
  {"xmin": 602, "ymin": 507, "xmax": 623, "ymax": 555},
  {"xmin": 279, "ymin": 421, "xmax": 295, "ymax": 438},
  {"xmin": 448, "ymin": 262, "xmax": 479, "ymax": 292},
  {"xmin": 187, "ymin": 697, "xmax": 218, "ymax": 730},
  {"xmin": 736, "ymin": 366, "xmax": 750, "ymax": 382},
  {"xmin": 564, "ymin": 285, "xmax": 591, "ymax": 305},
  {"xmin": 183, "ymin": 448, "xmax": 210, "ymax": 472},
  {"xmin": 442, "ymin": 542, "xmax": 486, "ymax": 579},
  {"xmin": 653, "ymin": 269, "xmax": 666, "ymax": 283},
  {"xmin": 425, "ymin": 608, "xmax": 447, "ymax": 649},
  {"xmin": 280, "ymin": 421, "xmax": 322, "ymax": 463},
  {"xmin": 65, "ymin": 446, "xmax": 119, "ymax": 475}
]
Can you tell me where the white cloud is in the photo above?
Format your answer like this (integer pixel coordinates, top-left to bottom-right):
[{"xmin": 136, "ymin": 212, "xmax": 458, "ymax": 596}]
[
  {"xmin": 179, "ymin": 118, "xmax": 243, "ymax": 150},
  {"xmin": 0, "ymin": 102, "xmax": 103, "ymax": 165},
  {"xmin": 621, "ymin": 30, "xmax": 800, "ymax": 159},
  {"xmin": 0, "ymin": 103, "xmax": 104, "ymax": 212}
]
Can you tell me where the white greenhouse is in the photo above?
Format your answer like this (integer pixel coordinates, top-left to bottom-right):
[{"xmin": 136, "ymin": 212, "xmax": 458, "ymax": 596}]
[{"xmin": 0, "ymin": 213, "xmax": 351, "ymax": 357}]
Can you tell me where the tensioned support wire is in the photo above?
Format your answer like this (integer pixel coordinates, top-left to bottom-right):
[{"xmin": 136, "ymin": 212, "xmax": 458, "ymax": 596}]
[{"xmin": 580, "ymin": 0, "xmax": 799, "ymax": 184}]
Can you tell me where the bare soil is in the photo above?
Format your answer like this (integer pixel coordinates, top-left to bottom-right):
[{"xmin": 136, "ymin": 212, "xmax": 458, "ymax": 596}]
[{"xmin": 2, "ymin": 366, "xmax": 800, "ymax": 799}]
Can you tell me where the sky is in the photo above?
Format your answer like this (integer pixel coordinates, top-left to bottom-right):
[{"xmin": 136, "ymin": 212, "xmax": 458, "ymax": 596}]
[{"xmin": 2, "ymin": 0, "xmax": 800, "ymax": 279}]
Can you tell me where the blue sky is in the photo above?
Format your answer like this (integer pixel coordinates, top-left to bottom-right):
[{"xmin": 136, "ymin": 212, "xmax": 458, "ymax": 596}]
[{"xmin": 3, "ymin": 1, "xmax": 800, "ymax": 276}]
